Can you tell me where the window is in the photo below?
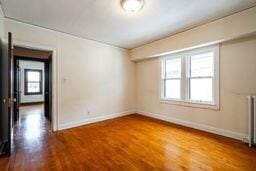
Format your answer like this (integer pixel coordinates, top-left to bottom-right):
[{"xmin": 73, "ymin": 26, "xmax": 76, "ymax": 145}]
[
  {"xmin": 164, "ymin": 57, "xmax": 181, "ymax": 99},
  {"xmin": 25, "ymin": 69, "xmax": 43, "ymax": 95},
  {"xmin": 161, "ymin": 45, "xmax": 219, "ymax": 109}
]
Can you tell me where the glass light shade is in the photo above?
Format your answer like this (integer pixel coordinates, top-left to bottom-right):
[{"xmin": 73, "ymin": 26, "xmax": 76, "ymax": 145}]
[{"xmin": 122, "ymin": 0, "xmax": 144, "ymax": 13}]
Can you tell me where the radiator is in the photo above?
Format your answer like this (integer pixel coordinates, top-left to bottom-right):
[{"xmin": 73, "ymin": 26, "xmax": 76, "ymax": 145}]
[{"xmin": 247, "ymin": 96, "xmax": 256, "ymax": 147}]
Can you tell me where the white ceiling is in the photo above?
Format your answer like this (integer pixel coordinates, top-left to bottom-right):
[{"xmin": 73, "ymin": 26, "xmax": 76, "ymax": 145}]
[{"xmin": 1, "ymin": 0, "xmax": 256, "ymax": 49}]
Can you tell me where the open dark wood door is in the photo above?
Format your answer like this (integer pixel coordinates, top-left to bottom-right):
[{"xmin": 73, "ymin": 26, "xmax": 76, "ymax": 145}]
[
  {"xmin": 0, "ymin": 32, "xmax": 14, "ymax": 156},
  {"xmin": 44, "ymin": 56, "xmax": 52, "ymax": 121},
  {"xmin": 13, "ymin": 58, "xmax": 20, "ymax": 122}
]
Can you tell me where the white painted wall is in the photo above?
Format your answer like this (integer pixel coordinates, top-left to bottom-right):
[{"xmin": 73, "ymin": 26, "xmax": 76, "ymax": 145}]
[
  {"xmin": 3, "ymin": 18, "xmax": 135, "ymax": 128},
  {"xmin": 135, "ymin": 36, "xmax": 256, "ymax": 139},
  {"xmin": 19, "ymin": 60, "xmax": 45, "ymax": 103},
  {"xmin": 0, "ymin": 6, "xmax": 4, "ymax": 39}
]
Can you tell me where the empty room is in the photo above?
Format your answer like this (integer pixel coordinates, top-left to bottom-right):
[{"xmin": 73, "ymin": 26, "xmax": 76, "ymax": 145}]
[{"xmin": 0, "ymin": 0, "xmax": 256, "ymax": 170}]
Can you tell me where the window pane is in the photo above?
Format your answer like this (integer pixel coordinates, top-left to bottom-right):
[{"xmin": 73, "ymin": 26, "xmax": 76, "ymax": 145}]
[
  {"xmin": 165, "ymin": 79, "xmax": 180, "ymax": 99},
  {"xmin": 165, "ymin": 58, "xmax": 181, "ymax": 78},
  {"xmin": 28, "ymin": 83, "xmax": 40, "ymax": 93},
  {"xmin": 27, "ymin": 71, "xmax": 40, "ymax": 82},
  {"xmin": 190, "ymin": 78, "xmax": 212, "ymax": 102},
  {"xmin": 190, "ymin": 52, "xmax": 213, "ymax": 77}
]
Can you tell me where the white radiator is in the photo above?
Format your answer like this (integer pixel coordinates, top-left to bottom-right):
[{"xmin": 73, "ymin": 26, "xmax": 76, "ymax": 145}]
[{"xmin": 247, "ymin": 96, "xmax": 256, "ymax": 147}]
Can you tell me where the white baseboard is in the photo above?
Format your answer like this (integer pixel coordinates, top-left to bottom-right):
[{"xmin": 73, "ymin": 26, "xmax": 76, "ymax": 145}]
[
  {"xmin": 59, "ymin": 110, "xmax": 135, "ymax": 130},
  {"xmin": 58, "ymin": 109, "xmax": 246, "ymax": 141},
  {"xmin": 137, "ymin": 110, "xmax": 247, "ymax": 141}
]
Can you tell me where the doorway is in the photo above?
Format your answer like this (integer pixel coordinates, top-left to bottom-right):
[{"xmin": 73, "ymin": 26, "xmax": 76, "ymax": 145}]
[
  {"xmin": 1, "ymin": 33, "xmax": 57, "ymax": 156},
  {"xmin": 12, "ymin": 46, "xmax": 53, "ymax": 149}
]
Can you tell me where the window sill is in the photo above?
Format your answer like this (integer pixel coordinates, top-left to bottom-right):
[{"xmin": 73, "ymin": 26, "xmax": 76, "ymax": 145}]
[
  {"xmin": 160, "ymin": 99, "xmax": 220, "ymax": 110},
  {"xmin": 25, "ymin": 93, "xmax": 43, "ymax": 96}
]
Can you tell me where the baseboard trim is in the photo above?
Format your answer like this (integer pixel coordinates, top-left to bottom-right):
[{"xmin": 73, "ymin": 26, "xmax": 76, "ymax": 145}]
[
  {"xmin": 137, "ymin": 110, "xmax": 246, "ymax": 141},
  {"xmin": 57, "ymin": 109, "xmax": 246, "ymax": 141},
  {"xmin": 59, "ymin": 110, "xmax": 135, "ymax": 130}
]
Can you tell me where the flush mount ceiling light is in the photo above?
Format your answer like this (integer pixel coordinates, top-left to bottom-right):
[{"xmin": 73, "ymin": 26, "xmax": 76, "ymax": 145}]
[{"xmin": 121, "ymin": 0, "xmax": 144, "ymax": 13}]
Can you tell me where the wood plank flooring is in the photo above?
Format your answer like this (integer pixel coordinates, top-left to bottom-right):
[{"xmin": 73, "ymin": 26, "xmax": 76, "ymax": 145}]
[{"xmin": 1, "ymin": 104, "xmax": 256, "ymax": 170}]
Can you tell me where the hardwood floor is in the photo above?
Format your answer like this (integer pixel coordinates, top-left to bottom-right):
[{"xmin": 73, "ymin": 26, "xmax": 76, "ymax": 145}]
[{"xmin": 1, "ymin": 105, "xmax": 256, "ymax": 170}]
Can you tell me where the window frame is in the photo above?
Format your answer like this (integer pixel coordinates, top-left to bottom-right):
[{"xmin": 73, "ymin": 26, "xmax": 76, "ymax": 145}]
[
  {"xmin": 24, "ymin": 69, "xmax": 43, "ymax": 95},
  {"xmin": 160, "ymin": 45, "xmax": 219, "ymax": 110},
  {"xmin": 162, "ymin": 56, "xmax": 182, "ymax": 100}
]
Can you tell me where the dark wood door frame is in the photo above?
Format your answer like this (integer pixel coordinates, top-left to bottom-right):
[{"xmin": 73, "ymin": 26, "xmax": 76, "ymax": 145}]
[{"xmin": 13, "ymin": 55, "xmax": 53, "ymax": 123}]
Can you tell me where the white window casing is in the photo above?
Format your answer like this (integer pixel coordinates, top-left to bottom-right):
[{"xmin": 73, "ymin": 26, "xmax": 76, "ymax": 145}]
[{"xmin": 160, "ymin": 45, "xmax": 220, "ymax": 110}]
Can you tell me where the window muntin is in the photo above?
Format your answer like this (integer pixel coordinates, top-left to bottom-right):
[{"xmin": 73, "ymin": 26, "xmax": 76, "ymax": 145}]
[
  {"xmin": 161, "ymin": 45, "xmax": 219, "ymax": 108},
  {"xmin": 25, "ymin": 69, "xmax": 43, "ymax": 95}
]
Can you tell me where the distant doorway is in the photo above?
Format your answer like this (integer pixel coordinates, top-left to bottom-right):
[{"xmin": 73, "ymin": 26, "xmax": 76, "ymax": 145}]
[{"xmin": 12, "ymin": 46, "xmax": 53, "ymax": 149}]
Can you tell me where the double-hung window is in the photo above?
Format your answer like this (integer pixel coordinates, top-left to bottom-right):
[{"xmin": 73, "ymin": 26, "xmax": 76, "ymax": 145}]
[
  {"xmin": 25, "ymin": 69, "xmax": 43, "ymax": 95},
  {"xmin": 161, "ymin": 45, "xmax": 219, "ymax": 109},
  {"xmin": 163, "ymin": 57, "xmax": 181, "ymax": 100}
]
